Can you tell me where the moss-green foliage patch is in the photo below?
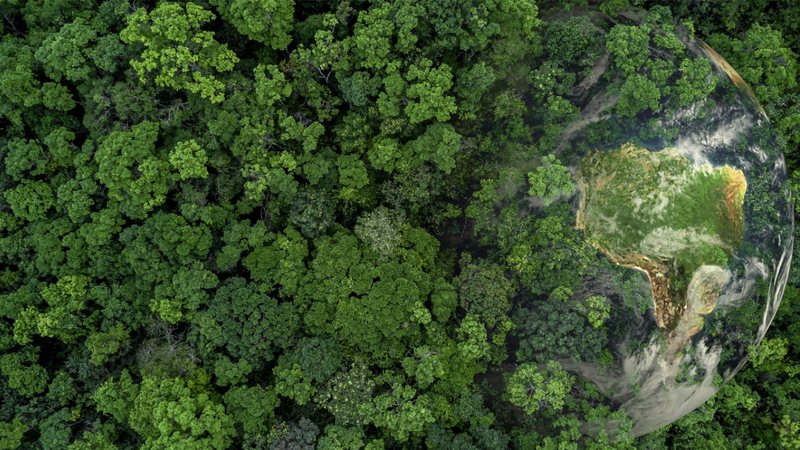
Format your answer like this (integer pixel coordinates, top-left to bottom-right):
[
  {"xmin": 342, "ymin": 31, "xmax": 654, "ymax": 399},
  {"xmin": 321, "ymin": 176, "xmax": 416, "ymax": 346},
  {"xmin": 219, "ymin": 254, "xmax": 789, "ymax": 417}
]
[{"xmin": 577, "ymin": 143, "xmax": 746, "ymax": 274}]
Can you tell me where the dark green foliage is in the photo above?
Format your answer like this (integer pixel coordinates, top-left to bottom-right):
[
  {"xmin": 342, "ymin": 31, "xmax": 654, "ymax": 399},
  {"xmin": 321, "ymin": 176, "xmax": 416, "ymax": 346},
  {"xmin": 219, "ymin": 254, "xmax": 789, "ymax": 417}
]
[
  {"xmin": 289, "ymin": 189, "xmax": 335, "ymax": 239},
  {"xmin": 224, "ymin": 384, "xmax": 280, "ymax": 438},
  {"xmin": 500, "ymin": 204, "xmax": 597, "ymax": 295},
  {"xmin": 514, "ymin": 295, "xmax": 608, "ymax": 363},
  {"xmin": 34, "ymin": 18, "xmax": 97, "ymax": 83},
  {"xmin": 189, "ymin": 277, "xmax": 298, "ymax": 372},
  {"xmin": 269, "ymin": 418, "xmax": 319, "ymax": 450},
  {"xmin": 542, "ymin": 16, "xmax": 603, "ymax": 70},
  {"xmin": 705, "ymin": 23, "xmax": 797, "ymax": 116},
  {"xmin": 0, "ymin": 0, "xmax": 798, "ymax": 448},
  {"xmin": 210, "ymin": 0, "xmax": 294, "ymax": 50},
  {"xmin": 455, "ymin": 256, "xmax": 514, "ymax": 328},
  {"xmin": 617, "ymin": 74, "xmax": 662, "ymax": 117},
  {"xmin": 0, "ymin": 348, "xmax": 48, "ymax": 397}
]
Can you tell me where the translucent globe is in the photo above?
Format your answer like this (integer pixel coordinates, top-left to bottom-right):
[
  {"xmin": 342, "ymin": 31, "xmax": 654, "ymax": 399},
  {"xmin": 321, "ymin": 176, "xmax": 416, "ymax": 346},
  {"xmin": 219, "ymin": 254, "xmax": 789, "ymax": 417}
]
[{"xmin": 512, "ymin": 12, "xmax": 793, "ymax": 436}]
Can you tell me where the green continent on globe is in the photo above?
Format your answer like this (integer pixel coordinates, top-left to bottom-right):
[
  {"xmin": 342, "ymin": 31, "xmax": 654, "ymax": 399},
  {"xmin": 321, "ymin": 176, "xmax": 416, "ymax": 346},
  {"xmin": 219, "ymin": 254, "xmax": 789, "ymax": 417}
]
[{"xmin": 576, "ymin": 143, "xmax": 747, "ymax": 338}]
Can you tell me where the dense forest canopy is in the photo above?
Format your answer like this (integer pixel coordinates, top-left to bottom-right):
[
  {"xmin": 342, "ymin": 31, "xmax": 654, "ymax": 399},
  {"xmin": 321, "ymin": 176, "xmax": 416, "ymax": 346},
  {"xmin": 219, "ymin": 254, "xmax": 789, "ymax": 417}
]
[{"xmin": 0, "ymin": 0, "xmax": 799, "ymax": 448}]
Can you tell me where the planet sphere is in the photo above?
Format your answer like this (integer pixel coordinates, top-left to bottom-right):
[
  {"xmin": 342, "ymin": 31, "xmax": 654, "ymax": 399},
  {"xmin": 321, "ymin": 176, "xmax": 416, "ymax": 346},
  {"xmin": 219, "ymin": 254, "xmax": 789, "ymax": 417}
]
[{"xmin": 497, "ymin": 8, "xmax": 793, "ymax": 436}]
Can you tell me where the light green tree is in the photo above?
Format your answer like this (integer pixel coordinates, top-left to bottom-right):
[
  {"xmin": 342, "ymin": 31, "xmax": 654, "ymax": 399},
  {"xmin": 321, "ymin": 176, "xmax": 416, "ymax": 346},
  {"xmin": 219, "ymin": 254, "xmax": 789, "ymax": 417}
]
[
  {"xmin": 133, "ymin": 377, "xmax": 234, "ymax": 449},
  {"xmin": 169, "ymin": 140, "xmax": 209, "ymax": 180},
  {"xmin": 94, "ymin": 121, "xmax": 170, "ymax": 219},
  {"xmin": 0, "ymin": 419, "xmax": 27, "ymax": 450},
  {"xmin": 507, "ymin": 361, "xmax": 573, "ymax": 415},
  {"xmin": 224, "ymin": 385, "xmax": 280, "ymax": 437},
  {"xmin": 616, "ymin": 73, "xmax": 662, "ymax": 117},
  {"xmin": 120, "ymin": 2, "xmax": 239, "ymax": 103},
  {"xmin": 405, "ymin": 59, "xmax": 458, "ymax": 124},
  {"xmin": 674, "ymin": 57, "xmax": 717, "ymax": 107},
  {"xmin": 578, "ymin": 295, "xmax": 612, "ymax": 329},
  {"xmin": 606, "ymin": 24, "xmax": 652, "ymax": 77},
  {"xmin": 527, "ymin": 154, "xmax": 575, "ymax": 206}
]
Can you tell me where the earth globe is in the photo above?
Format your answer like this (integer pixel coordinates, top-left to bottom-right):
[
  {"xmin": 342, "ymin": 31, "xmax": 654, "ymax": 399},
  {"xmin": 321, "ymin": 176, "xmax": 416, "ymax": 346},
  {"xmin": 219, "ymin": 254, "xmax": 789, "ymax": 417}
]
[{"xmin": 494, "ymin": 6, "xmax": 794, "ymax": 436}]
